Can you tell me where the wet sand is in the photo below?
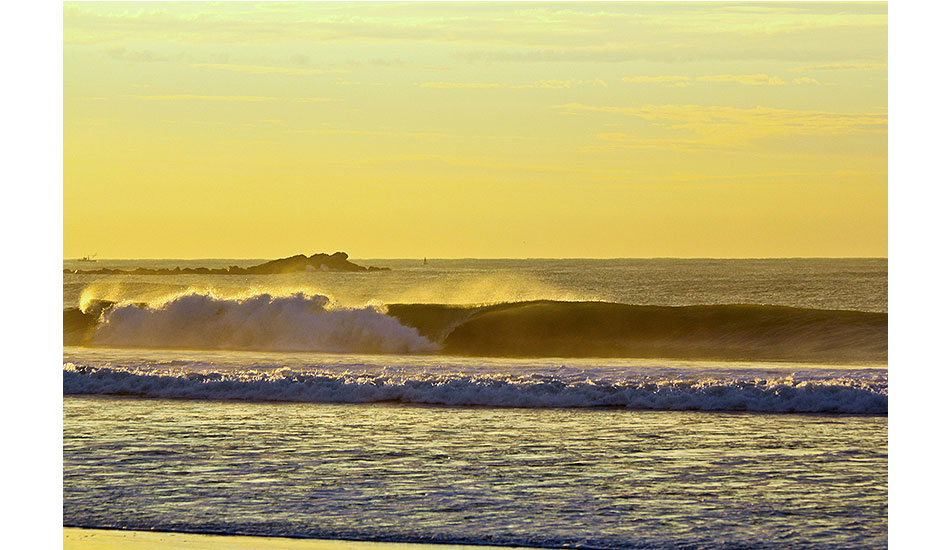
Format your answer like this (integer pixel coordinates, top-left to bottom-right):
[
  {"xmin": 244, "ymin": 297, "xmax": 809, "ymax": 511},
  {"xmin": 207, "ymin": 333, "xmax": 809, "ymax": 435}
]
[{"xmin": 63, "ymin": 528, "xmax": 543, "ymax": 550}]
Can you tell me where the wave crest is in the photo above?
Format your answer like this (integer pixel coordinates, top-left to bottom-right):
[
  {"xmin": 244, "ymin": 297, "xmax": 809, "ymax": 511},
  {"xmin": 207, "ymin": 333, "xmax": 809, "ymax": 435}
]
[
  {"xmin": 88, "ymin": 292, "xmax": 437, "ymax": 354},
  {"xmin": 389, "ymin": 301, "xmax": 887, "ymax": 362},
  {"xmin": 63, "ymin": 363, "xmax": 887, "ymax": 414},
  {"xmin": 65, "ymin": 295, "xmax": 887, "ymax": 362}
]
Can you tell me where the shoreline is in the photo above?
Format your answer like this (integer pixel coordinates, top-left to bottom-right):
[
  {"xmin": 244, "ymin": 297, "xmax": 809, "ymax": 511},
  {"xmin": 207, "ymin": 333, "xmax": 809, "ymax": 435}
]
[{"xmin": 64, "ymin": 528, "xmax": 546, "ymax": 550}]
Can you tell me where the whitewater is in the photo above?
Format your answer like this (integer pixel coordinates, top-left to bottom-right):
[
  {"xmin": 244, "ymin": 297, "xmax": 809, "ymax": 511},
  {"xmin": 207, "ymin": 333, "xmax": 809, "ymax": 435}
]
[
  {"xmin": 63, "ymin": 350, "xmax": 886, "ymax": 414},
  {"xmin": 63, "ymin": 258, "xmax": 887, "ymax": 549}
]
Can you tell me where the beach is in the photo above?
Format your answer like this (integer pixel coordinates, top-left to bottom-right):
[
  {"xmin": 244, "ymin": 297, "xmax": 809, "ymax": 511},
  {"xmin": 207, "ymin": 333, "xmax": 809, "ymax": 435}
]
[{"xmin": 64, "ymin": 528, "xmax": 545, "ymax": 550}]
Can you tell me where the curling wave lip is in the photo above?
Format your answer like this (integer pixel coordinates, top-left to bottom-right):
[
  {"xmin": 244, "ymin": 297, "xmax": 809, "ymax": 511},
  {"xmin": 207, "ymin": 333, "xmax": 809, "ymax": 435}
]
[{"xmin": 65, "ymin": 294, "xmax": 887, "ymax": 363}]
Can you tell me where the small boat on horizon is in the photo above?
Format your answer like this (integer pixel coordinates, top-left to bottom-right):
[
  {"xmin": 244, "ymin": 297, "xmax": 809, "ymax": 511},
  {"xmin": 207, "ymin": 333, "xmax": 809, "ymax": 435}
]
[{"xmin": 77, "ymin": 254, "xmax": 97, "ymax": 262}]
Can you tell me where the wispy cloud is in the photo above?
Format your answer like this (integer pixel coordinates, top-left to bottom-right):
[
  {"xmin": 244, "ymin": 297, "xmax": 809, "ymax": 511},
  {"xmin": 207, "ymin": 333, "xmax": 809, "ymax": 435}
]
[
  {"xmin": 557, "ymin": 103, "xmax": 887, "ymax": 148},
  {"xmin": 622, "ymin": 76, "xmax": 690, "ymax": 87},
  {"xmin": 136, "ymin": 95, "xmax": 335, "ymax": 103},
  {"xmin": 646, "ymin": 169, "xmax": 886, "ymax": 184},
  {"xmin": 696, "ymin": 74, "xmax": 786, "ymax": 86},
  {"xmin": 790, "ymin": 63, "xmax": 886, "ymax": 72},
  {"xmin": 290, "ymin": 129, "xmax": 449, "ymax": 138},
  {"xmin": 66, "ymin": 3, "xmax": 886, "ymax": 66},
  {"xmin": 333, "ymin": 80, "xmax": 391, "ymax": 87},
  {"xmin": 588, "ymin": 133, "xmax": 721, "ymax": 152},
  {"xmin": 417, "ymin": 82, "xmax": 504, "ymax": 89},
  {"xmin": 418, "ymin": 79, "xmax": 607, "ymax": 90},
  {"xmin": 190, "ymin": 63, "xmax": 349, "ymax": 75},
  {"xmin": 623, "ymin": 74, "xmax": 819, "ymax": 87},
  {"xmin": 512, "ymin": 79, "xmax": 607, "ymax": 89},
  {"xmin": 291, "ymin": 97, "xmax": 337, "ymax": 103},
  {"xmin": 348, "ymin": 153, "xmax": 635, "ymax": 180},
  {"xmin": 558, "ymin": 103, "xmax": 886, "ymax": 131},
  {"xmin": 138, "ymin": 95, "xmax": 279, "ymax": 102},
  {"xmin": 107, "ymin": 46, "xmax": 184, "ymax": 63}
]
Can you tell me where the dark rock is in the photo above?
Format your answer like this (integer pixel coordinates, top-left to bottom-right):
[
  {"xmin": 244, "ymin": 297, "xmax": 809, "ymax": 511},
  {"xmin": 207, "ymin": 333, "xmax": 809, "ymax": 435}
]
[{"xmin": 68, "ymin": 252, "xmax": 390, "ymax": 275}]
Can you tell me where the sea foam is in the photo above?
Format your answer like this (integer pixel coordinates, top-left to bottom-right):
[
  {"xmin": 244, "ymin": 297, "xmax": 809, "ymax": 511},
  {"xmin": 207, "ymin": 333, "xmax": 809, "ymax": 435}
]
[
  {"xmin": 67, "ymin": 292, "xmax": 887, "ymax": 362},
  {"xmin": 90, "ymin": 292, "xmax": 436, "ymax": 354},
  {"xmin": 63, "ymin": 362, "xmax": 887, "ymax": 414}
]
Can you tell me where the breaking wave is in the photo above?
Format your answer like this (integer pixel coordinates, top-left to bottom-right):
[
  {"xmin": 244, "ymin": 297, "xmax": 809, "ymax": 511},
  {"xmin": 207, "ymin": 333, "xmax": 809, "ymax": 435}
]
[
  {"xmin": 66, "ymin": 293, "xmax": 435, "ymax": 354},
  {"xmin": 65, "ymin": 293, "xmax": 887, "ymax": 362},
  {"xmin": 62, "ymin": 363, "xmax": 887, "ymax": 414}
]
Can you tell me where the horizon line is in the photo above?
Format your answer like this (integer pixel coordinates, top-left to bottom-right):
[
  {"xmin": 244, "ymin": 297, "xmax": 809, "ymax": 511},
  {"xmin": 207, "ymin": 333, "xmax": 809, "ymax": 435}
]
[{"xmin": 63, "ymin": 256, "xmax": 889, "ymax": 261}]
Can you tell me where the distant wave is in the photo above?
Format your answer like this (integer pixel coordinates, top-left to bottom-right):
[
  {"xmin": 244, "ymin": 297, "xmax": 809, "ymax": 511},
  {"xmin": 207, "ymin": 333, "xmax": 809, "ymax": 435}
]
[
  {"xmin": 65, "ymin": 293, "xmax": 887, "ymax": 362},
  {"xmin": 62, "ymin": 363, "xmax": 887, "ymax": 414}
]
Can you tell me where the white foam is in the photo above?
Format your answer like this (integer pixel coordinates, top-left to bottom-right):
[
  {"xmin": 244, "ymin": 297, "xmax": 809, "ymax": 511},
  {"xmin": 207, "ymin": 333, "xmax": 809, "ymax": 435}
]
[
  {"xmin": 63, "ymin": 362, "xmax": 888, "ymax": 414},
  {"xmin": 91, "ymin": 292, "xmax": 437, "ymax": 354}
]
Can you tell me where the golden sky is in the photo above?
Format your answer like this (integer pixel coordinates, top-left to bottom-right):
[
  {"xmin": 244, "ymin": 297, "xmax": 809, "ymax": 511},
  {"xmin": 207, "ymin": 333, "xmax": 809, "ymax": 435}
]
[{"xmin": 64, "ymin": 1, "xmax": 887, "ymax": 259}]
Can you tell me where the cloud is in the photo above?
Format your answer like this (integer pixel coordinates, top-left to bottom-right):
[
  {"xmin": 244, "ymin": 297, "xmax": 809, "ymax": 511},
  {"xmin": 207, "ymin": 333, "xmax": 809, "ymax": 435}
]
[
  {"xmin": 190, "ymin": 64, "xmax": 349, "ymax": 75},
  {"xmin": 790, "ymin": 63, "xmax": 886, "ymax": 72},
  {"xmin": 512, "ymin": 79, "xmax": 607, "ymax": 89},
  {"xmin": 349, "ymin": 153, "xmax": 635, "ymax": 180},
  {"xmin": 645, "ymin": 169, "xmax": 886, "ymax": 184},
  {"xmin": 333, "ymin": 80, "xmax": 391, "ymax": 87},
  {"xmin": 136, "ymin": 95, "xmax": 335, "ymax": 103},
  {"xmin": 289, "ymin": 54, "xmax": 310, "ymax": 66},
  {"xmin": 622, "ymin": 76, "xmax": 690, "ymax": 87},
  {"xmin": 138, "ymin": 95, "xmax": 279, "ymax": 102},
  {"xmin": 457, "ymin": 24, "xmax": 885, "ymax": 64},
  {"xmin": 66, "ymin": 3, "xmax": 885, "ymax": 64},
  {"xmin": 290, "ymin": 129, "xmax": 449, "ymax": 138},
  {"xmin": 107, "ymin": 46, "xmax": 184, "ymax": 63},
  {"xmin": 417, "ymin": 82, "xmax": 504, "ymax": 89},
  {"xmin": 624, "ymin": 74, "xmax": 820, "ymax": 87},
  {"xmin": 290, "ymin": 97, "xmax": 337, "ymax": 103},
  {"xmin": 696, "ymin": 74, "xmax": 786, "ymax": 86},
  {"xmin": 418, "ymin": 79, "xmax": 606, "ymax": 90},
  {"xmin": 556, "ymin": 103, "xmax": 887, "ymax": 147},
  {"xmin": 588, "ymin": 133, "xmax": 722, "ymax": 152},
  {"xmin": 462, "ymin": 46, "xmax": 657, "ymax": 64}
]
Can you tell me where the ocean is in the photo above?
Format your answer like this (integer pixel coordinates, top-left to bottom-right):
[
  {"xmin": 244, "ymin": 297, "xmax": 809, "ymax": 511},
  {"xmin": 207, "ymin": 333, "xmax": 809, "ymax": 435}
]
[{"xmin": 63, "ymin": 258, "xmax": 887, "ymax": 549}]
